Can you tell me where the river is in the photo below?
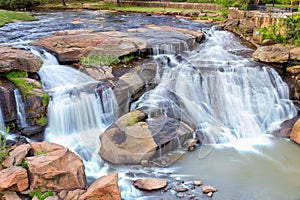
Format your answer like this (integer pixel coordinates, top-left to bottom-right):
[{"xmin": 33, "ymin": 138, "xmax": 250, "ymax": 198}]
[{"xmin": 0, "ymin": 10, "xmax": 300, "ymax": 200}]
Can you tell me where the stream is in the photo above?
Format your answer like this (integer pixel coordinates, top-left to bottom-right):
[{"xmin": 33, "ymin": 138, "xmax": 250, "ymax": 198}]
[{"xmin": 1, "ymin": 10, "xmax": 300, "ymax": 200}]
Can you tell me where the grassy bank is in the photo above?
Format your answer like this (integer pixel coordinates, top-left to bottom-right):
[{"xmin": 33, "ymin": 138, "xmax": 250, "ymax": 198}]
[{"xmin": 0, "ymin": 9, "xmax": 36, "ymax": 26}]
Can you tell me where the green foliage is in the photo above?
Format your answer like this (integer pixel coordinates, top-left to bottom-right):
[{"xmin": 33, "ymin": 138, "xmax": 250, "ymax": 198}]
[
  {"xmin": 29, "ymin": 190, "xmax": 53, "ymax": 200},
  {"xmin": 0, "ymin": 0, "xmax": 49, "ymax": 10},
  {"xmin": 36, "ymin": 116, "xmax": 48, "ymax": 126},
  {"xmin": 121, "ymin": 54, "xmax": 136, "ymax": 63},
  {"xmin": 81, "ymin": 54, "xmax": 121, "ymax": 67},
  {"xmin": 0, "ymin": 9, "xmax": 36, "ymax": 26},
  {"xmin": 42, "ymin": 93, "xmax": 50, "ymax": 107},
  {"xmin": 123, "ymin": 116, "xmax": 139, "ymax": 126},
  {"xmin": 187, "ymin": 0, "xmax": 213, "ymax": 3},
  {"xmin": 258, "ymin": 15, "xmax": 300, "ymax": 47},
  {"xmin": 0, "ymin": 127, "xmax": 9, "ymax": 165},
  {"xmin": 17, "ymin": 159, "xmax": 28, "ymax": 169},
  {"xmin": 34, "ymin": 151, "xmax": 48, "ymax": 156},
  {"xmin": 6, "ymin": 70, "xmax": 42, "ymax": 98}
]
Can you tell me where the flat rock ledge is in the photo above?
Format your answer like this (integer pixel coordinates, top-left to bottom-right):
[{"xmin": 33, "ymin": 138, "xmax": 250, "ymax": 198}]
[{"xmin": 31, "ymin": 26, "xmax": 205, "ymax": 63}]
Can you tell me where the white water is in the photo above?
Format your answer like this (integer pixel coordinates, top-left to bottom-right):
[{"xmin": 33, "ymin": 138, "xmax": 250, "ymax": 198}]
[
  {"xmin": 0, "ymin": 105, "xmax": 5, "ymax": 133},
  {"xmin": 132, "ymin": 27, "xmax": 297, "ymax": 144},
  {"xmin": 37, "ymin": 49, "xmax": 118, "ymax": 179},
  {"xmin": 14, "ymin": 89, "xmax": 28, "ymax": 128}
]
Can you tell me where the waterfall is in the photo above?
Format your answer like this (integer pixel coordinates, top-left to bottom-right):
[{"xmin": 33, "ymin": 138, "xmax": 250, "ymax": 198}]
[
  {"xmin": 132, "ymin": 27, "xmax": 297, "ymax": 144},
  {"xmin": 37, "ymin": 49, "xmax": 118, "ymax": 179},
  {"xmin": 0, "ymin": 105, "xmax": 5, "ymax": 133},
  {"xmin": 14, "ymin": 89, "xmax": 28, "ymax": 128}
]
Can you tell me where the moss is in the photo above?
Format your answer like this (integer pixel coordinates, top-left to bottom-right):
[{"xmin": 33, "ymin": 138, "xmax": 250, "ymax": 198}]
[
  {"xmin": 42, "ymin": 93, "xmax": 50, "ymax": 107},
  {"xmin": 123, "ymin": 116, "xmax": 139, "ymax": 126},
  {"xmin": 81, "ymin": 54, "xmax": 121, "ymax": 67},
  {"xmin": 36, "ymin": 116, "xmax": 48, "ymax": 126},
  {"xmin": 34, "ymin": 151, "xmax": 48, "ymax": 156}
]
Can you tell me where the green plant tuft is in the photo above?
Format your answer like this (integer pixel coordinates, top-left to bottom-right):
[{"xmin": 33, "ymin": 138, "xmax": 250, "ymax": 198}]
[
  {"xmin": 17, "ymin": 160, "xmax": 28, "ymax": 169},
  {"xmin": 34, "ymin": 151, "xmax": 48, "ymax": 156},
  {"xmin": 123, "ymin": 116, "xmax": 139, "ymax": 126},
  {"xmin": 29, "ymin": 190, "xmax": 53, "ymax": 200},
  {"xmin": 0, "ymin": 128, "xmax": 9, "ymax": 165},
  {"xmin": 81, "ymin": 54, "xmax": 121, "ymax": 67},
  {"xmin": 36, "ymin": 116, "xmax": 48, "ymax": 126}
]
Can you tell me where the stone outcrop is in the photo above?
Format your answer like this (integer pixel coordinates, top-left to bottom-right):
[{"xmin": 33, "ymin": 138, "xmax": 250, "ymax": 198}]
[
  {"xmin": 0, "ymin": 46, "xmax": 43, "ymax": 73},
  {"xmin": 59, "ymin": 189, "xmax": 86, "ymax": 200},
  {"xmin": 252, "ymin": 44, "xmax": 290, "ymax": 63},
  {"xmin": 0, "ymin": 166, "xmax": 28, "ymax": 192},
  {"xmin": 2, "ymin": 143, "xmax": 31, "ymax": 168},
  {"xmin": 79, "ymin": 172, "xmax": 121, "ymax": 200},
  {"xmin": 99, "ymin": 110, "xmax": 157, "ymax": 164},
  {"xmin": 1, "ymin": 191, "xmax": 22, "ymax": 200},
  {"xmin": 25, "ymin": 142, "xmax": 86, "ymax": 192},
  {"xmin": 0, "ymin": 77, "xmax": 17, "ymax": 123},
  {"xmin": 99, "ymin": 109, "xmax": 194, "ymax": 164}
]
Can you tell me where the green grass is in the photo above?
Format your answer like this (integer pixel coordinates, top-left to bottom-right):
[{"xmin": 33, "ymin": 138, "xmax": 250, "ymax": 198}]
[
  {"xmin": 81, "ymin": 54, "xmax": 121, "ymax": 67},
  {"xmin": 0, "ymin": 9, "xmax": 36, "ymax": 27},
  {"xmin": 29, "ymin": 190, "xmax": 53, "ymax": 200},
  {"xmin": 36, "ymin": 116, "xmax": 48, "ymax": 126}
]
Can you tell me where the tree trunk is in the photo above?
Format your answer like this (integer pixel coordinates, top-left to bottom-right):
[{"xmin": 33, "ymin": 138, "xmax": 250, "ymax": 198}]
[
  {"xmin": 62, "ymin": 0, "xmax": 66, "ymax": 6},
  {"xmin": 117, "ymin": 0, "xmax": 121, "ymax": 7}
]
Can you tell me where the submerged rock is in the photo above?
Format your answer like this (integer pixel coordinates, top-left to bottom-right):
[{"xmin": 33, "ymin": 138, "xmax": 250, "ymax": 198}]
[
  {"xmin": 133, "ymin": 178, "xmax": 167, "ymax": 191},
  {"xmin": 25, "ymin": 142, "xmax": 86, "ymax": 192}
]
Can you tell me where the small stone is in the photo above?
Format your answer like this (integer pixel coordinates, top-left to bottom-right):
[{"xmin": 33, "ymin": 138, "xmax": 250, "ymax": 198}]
[
  {"xmin": 193, "ymin": 180, "xmax": 203, "ymax": 186},
  {"xmin": 207, "ymin": 192, "xmax": 213, "ymax": 197},
  {"xmin": 160, "ymin": 159, "xmax": 167, "ymax": 166},
  {"xmin": 133, "ymin": 178, "xmax": 167, "ymax": 191},
  {"xmin": 174, "ymin": 186, "xmax": 188, "ymax": 192},
  {"xmin": 202, "ymin": 186, "xmax": 217, "ymax": 193},
  {"xmin": 188, "ymin": 193, "xmax": 196, "ymax": 199},
  {"xmin": 187, "ymin": 139, "xmax": 198, "ymax": 151},
  {"xmin": 176, "ymin": 193, "xmax": 185, "ymax": 198},
  {"xmin": 141, "ymin": 160, "xmax": 149, "ymax": 167}
]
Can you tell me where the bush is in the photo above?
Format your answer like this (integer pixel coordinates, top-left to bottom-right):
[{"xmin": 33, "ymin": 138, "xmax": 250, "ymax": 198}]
[{"xmin": 0, "ymin": 0, "xmax": 49, "ymax": 10}]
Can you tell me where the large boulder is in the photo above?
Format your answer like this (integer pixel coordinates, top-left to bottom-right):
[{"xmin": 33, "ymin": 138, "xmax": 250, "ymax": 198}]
[
  {"xmin": 25, "ymin": 142, "xmax": 86, "ymax": 192},
  {"xmin": 0, "ymin": 166, "xmax": 28, "ymax": 192},
  {"xmin": 99, "ymin": 110, "xmax": 157, "ymax": 164},
  {"xmin": 0, "ymin": 46, "xmax": 43, "ymax": 73},
  {"xmin": 252, "ymin": 44, "xmax": 290, "ymax": 63},
  {"xmin": 290, "ymin": 118, "xmax": 300, "ymax": 144},
  {"xmin": 2, "ymin": 143, "xmax": 31, "ymax": 168},
  {"xmin": 0, "ymin": 77, "xmax": 17, "ymax": 123},
  {"xmin": 31, "ymin": 30, "xmax": 146, "ymax": 63},
  {"xmin": 79, "ymin": 172, "xmax": 121, "ymax": 200}
]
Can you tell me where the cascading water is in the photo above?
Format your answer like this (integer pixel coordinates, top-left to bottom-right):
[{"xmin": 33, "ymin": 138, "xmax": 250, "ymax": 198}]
[
  {"xmin": 132, "ymin": 27, "xmax": 297, "ymax": 144},
  {"xmin": 0, "ymin": 105, "xmax": 5, "ymax": 133},
  {"xmin": 37, "ymin": 49, "xmax": 118, "ymax": 179},
  {"xmin": 14, "ymin": 89, "xmax": 28, "ymax": 128}
]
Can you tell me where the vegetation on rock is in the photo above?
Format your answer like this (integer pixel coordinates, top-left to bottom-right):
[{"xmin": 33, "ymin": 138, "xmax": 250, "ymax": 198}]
[
  {"xmin": 0, "ymin": 9, "xmax": 36, "ymax": 26},
  {"xmin": 0, "ymin": 128, "xmax": 9, "ymax": 165},
  {"xmin": 29, "ymin": 189, "xmax": 53, "ymax": 200}
]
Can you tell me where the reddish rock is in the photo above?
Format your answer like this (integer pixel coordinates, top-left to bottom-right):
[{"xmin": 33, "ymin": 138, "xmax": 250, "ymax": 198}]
[
  {"xmin": 1, "ymin": 191, "xmax": 22, "ymax": 200},
  {"xmin": 0, "ymin": 166, "xmax": 28, "ymax": 192},
  {"xmin": 59, "ymin": 189, "xmax": 86, "ymax": 200},
  {"xmin": 287, "ymin": 66, "xmax": 300, "ymax": 75},
  {"xmin": 202, "ymin": 186, "xmax": 217, "ymax": 193},
  {"xmin": 0, "ymin": 46, "xmax": 43, "ymax": 73},
  {"xmin": 0, "ymin": 77, "xmax": 17, "ymax": 123},
  {"xmin": 290, "ymin": 46, "xmax": 300, "ymax": 61},
  {"xmin": 252, "ymin": 44, "xmax": 290, "ymax": 63},
  {"xmin": 290, "ymin": 119, "xmax": 300, "ymax": 144},
  {"xmin": 79, "ymin": 172, "xmax": 121, "ymax": 200},
  {"xmin": 193, "ymin": 180, "xmax": 203, "ymax": 186},
  {"xmin": 133, "ymin": 178, "xmax": 167, "ymax": 191},
  {"xmin": 26, "ymin": 142, "xmax": 86, "ymax": 192},
  {"xmin": 9, "ymin": 143, "xmax": 31, "ymax": 165}
]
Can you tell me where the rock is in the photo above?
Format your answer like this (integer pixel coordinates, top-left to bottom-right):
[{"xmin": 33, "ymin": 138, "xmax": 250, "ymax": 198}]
[
  {"xmin": 79, "ymin": 172, "xmax": 121, "ymax": 200},
  {"xmin": 25, "ymin": 141, "xmax": 86, "ymax": 192},
  {"xmin": 99, "ymin": 110, "xmax": 157, "ymax": 164},
  {"xmin": 174, "ymin": 186, "xmax": 188, "ymax": 192},
  {"xmin": 202, "ymin": 186, "xmax": 217, "ymax": 193},
  {"xmin": 261, "ymin": 39, "xmax": 276, "ymax": 46},
  {"xmin": 1, "ymin": 191, "xmax": 22, "ymax": 200},
  {"xmin": 193, "ymin": 180, "xmax": 203, "ymax": 186},
  {"xmin": 59, "ymin": 189, "xmax": 86, "ymax": 200},
  {"xmin": 176, "ymin": 193, "xmax": 185, "ymax": 198},
  {"xmin": 252, "ymin": 44, "xmax": 290, "ymax": 63},
  {"xmin": 44, "ymin": 196, "xmax": 59, "ymax": 200},
  {"xmin": 8, "ymin": 143, "xmax": 31, "ymax": 166},
  {"xmin": 290, "ymin": 46, "xmax": 300, "ymax": 61},
  {"xmin": 207, "ymin": 192, "xmax": 213, "ymax": 197},
  {"xmin": 0, "ymin": 166, "xmax": 28, "ymax": 192},
  {"xmin": 141, "ymin": 160, "xmax": 149, "ymax": 167},
  {"xmin": 187, "ymin": 139, "xmax": 198, "ymax": 151},
  {"xmin": 287, "ymin": 66, "xmax": 300, "ymax": 75},
  {"xmin": 31, "ymin": 30, "xmax": 146, "ymax": 63},
  {"xmin": 133, "ymin": 178, "xmax": 167, "ymax": 191},
  {"xmin": 0, "ymin": 77, "xmax": 17, "ymax": 123},
  {"xmin": 290, "ymin": 119, "xmax": 300, "ymax": 144},
  {"xmin": 114, "ymin": 61, "xmax": 157, "ymax": 116},
  {"xmin": 0, "ymin": 46, "xmax": 43, "ymax": 73}
]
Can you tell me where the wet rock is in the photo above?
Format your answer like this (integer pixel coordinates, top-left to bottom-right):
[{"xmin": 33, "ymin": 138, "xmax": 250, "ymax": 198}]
[
  {"xmin": 0, "ymin": 46, "xmax": 43, "ymax": 73},
  {"xmin": 193, "ymin": 180, "xmax": 203, "ymax": 186},
  {"xmin": 271, "ymin": 116, "xmax": 299, "ymax": 138},
  {"xmin": 99, "ymin": 110, "xmax": 157, "ymax": 164},
  {"xmin": 174, "ymin": 186, "xmax": 188, "ymax": 192},
  {"xmin": 187, "ymin": 138, "xmax": 198, "ymax": 151},
  {"xmin": 0, "ymin": 166, "xmax": 28, "ymax": 192},
  {"xmin": 207, "ymin": 192, "xmax": 213, "ymax": 197},
  {"xmin": 79, "ymin": 172, "xmax": 121, "ymax": 200},
  {"xmin": 202, "ymin": 186, "xmax": 217, "ymax": 193},
  {"xmin": 25, "ymin": 141, "xmax": 86, "ymax": 192},
  {"xmin": 133, "ymin": 178, "xmax": 167, "ymax": 191},
  {"xmin": 252, "ymin": 44, "xmax": 289, "ymax": 63},
  {"xmin": 0, "ymin": 77, "xmax": 17, "ymax": 123},
  {"xmin": 1, "ymin": 191, "xmax": 22, "ymax": 200},
  {"xmin": 176, "ymin": 193, "xmax": 185, "ymax": 198},
  {"xmin": 290, "ymin": 118, "xmax": 300, "ymax": 144},
  {"xmin": 141, "ymin": 160, "xmax": 149, "ymax": 167}
]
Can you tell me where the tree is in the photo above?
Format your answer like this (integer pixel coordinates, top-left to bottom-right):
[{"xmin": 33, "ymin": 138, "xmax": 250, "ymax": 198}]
[{"xmin": 62, "ymin": 0, "xmax": 66, "ymax": 6}]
